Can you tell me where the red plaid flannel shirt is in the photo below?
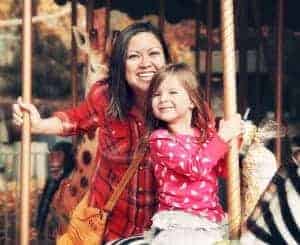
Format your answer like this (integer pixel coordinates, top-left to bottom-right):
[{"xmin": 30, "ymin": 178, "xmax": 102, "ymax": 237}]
[{"xmin": 53, "ymin": 81, "xmax": 157, "ymax": 242}]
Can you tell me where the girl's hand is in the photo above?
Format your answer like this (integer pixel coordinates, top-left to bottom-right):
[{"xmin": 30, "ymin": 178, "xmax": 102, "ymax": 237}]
[
  {"xmin": 12, "ymin": 97, "xmax": 42, "ymax": 132},
  {"xmin": 218, "ymin": 113, "xmax": 243, "ymax": 142}
]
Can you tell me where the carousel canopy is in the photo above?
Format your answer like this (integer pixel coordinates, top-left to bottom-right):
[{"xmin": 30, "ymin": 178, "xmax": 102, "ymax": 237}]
[{"xmin": 54, "ymin": 0, "xmax": 300, "ymax": 31}]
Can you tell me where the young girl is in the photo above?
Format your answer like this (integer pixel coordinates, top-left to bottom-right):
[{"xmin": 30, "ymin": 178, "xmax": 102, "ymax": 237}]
[{"xmin": 145, "ymin": 63, "xmax": 242, "ymax": 244}]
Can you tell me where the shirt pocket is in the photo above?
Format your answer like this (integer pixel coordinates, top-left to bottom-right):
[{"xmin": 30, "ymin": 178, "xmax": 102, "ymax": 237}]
[{"xmin": 100, "ymin": 120, "xmax": 132, "ymax": 163}]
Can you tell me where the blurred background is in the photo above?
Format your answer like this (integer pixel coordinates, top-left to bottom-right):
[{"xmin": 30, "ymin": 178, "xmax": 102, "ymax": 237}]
[{"xmin": 0, "ymin": 0, "xmax": 300, "ymax": 244}]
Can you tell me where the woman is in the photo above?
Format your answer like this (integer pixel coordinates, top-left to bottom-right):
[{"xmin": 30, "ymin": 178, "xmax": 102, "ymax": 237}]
[{"xmin": 12, "ymin": 22, "xmax": 171, "ymax": 243}]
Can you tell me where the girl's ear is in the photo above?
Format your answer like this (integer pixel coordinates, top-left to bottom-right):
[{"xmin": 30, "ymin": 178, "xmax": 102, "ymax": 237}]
[{"xmin": 189, "ymin": 101, "xmax": 195, "ymax": 110}]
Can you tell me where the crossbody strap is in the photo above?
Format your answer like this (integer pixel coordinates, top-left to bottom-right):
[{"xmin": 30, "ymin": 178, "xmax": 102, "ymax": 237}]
[{"xmin": 103, "ymin": 142, "xmax": 148, "ymax": 213}]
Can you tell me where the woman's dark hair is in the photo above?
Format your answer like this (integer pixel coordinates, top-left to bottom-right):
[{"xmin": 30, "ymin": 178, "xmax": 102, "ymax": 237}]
[{"xmin": 107, "ymin": 22, "xmax": 171, "ymax": 119}]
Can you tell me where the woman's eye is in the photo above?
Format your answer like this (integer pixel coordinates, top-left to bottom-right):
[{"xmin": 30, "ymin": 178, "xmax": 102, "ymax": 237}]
[
  {"xmin": 152, "ymin": 92, "xmax": 160, "ymax": 97},
  {"xmin": 169, "ymin": 91, "xmax": 178, "ymax": 95},
  {"xmin": 127, "ymin": 54, "xmax": 139, "ymax": 59}
]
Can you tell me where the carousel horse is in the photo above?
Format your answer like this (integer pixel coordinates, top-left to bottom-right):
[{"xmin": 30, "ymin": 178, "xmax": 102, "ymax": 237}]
[
  {"xmin": 50, "ymin": 129, "xmax": 99, "ymax": 230},
  {"xmin": 240, "ymin": 120, "xmax": 282, "ymax": 221},
  {"xmin": 240, "ymin": 159, "xmax": 300, "ymax": 245},
  {"xmin": 240, "ymin": 121, "xmax": 299, "ymax": 245}
]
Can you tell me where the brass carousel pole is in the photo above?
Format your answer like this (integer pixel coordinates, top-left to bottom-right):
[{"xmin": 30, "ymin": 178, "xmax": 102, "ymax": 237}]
[
  {"xmin": 205, "ymin": 0, "xmax": 213, "ymax": 105},
  {"xmin": 195, "ymin": 1, "xmax": 201, "ymax": 75},
  {"xmin": 86, "ymin": 0, "xmax": 94, "ymax": 34},
  {"xmin": 21, "ymin": 0, "xmax": 32, "ymax": 244},
  {"xmin": 275, "ymin": 0, "xmax": 284, "ymax": 165},
  {"xmin": 220, "ymin": 0, "xmax": 241, "ymax": 241},
  {"xmin": 104, "ymin": 0, "xmax": 111, "ymax": 45},
  {"xmin": 71, "ymin": 0, "xmax": 78, "ymax": 107},
  {"xmin": 158, "ymin": 0, "xmax": 165, "ymax": 33},
  {"xmin": 71, "ymin": 0, "xmax": 77, "ymax": 145}
]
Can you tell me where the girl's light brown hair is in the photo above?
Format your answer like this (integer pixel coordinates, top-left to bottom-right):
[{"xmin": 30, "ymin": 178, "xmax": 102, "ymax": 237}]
[{"xmin": 145, "ymin": 63, "xmax": 215, "ymax": 142}]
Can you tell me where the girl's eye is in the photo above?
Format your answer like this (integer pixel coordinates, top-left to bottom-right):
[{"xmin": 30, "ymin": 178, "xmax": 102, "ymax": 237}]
[
  {"xmin": 169, "ymin": 91, "xmax": 178, "ymax": 95},
  {"xmin": 149, "ymin": 51, "xmax": 161, "ymax": 56}
]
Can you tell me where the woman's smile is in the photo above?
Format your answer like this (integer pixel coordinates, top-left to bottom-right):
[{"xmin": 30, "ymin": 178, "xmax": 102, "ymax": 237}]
[{"xmin": 137, "ymin": 71, "xmax": 156, "ymax": 82}]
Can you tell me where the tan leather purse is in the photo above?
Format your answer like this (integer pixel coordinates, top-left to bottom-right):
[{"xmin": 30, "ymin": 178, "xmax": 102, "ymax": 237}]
[{"xmin": 56, "ymin": 144, "xmax": 147, "ymax": 245}]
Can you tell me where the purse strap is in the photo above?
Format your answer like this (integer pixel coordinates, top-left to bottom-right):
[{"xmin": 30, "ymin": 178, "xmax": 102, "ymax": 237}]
[{"xmin": 103, "ymin": 141, "xmax": 148, "ymax": 213}]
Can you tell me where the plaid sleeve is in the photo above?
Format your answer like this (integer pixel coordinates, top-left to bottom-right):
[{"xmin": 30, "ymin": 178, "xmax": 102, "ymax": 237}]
[{"xmin": 53, "ymin": 82, "xmax": 108, "ymax": 136}]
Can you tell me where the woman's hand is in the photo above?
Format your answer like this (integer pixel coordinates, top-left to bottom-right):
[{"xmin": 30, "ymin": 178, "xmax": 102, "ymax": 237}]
[
  {"xmin": 218, "ymin": 113, "xmax": 243, "ymax": 142},
  {"xmin": 12, "ymin": 97, "xmax": 64, "ymax": 135},
  {"xmin": 12, "ymin": 97, "xmax": 42, "ymax": 132}
]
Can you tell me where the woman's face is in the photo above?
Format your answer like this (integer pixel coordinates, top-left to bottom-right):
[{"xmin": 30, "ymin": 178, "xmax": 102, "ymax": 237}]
[{"xmin": 125, "ymin": 32, "xmax": 166, "ymax": 96}]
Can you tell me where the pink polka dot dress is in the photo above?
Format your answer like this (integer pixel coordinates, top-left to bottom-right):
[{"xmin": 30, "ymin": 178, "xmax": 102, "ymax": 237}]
[{"xmin": 149, "ymin": 128, "xmax": 229, "ymax": 222}]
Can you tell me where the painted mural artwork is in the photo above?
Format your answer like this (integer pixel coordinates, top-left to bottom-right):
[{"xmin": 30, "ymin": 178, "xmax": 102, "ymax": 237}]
[{"xmin": 1, "ymin": 0, "xmax": 300, "ymax": 244}]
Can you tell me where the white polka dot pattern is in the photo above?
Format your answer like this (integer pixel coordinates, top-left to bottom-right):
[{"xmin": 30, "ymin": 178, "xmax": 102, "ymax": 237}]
[
  {"xmin": 149, "ymin": 128, "xmax": 229, "ymax": 222},
  {"xmin": 191, "ymin": 190, "xmax": 198, "ymax": 196},
  {"xmin": 170, "ymin": 175, "xmax": 177, "ymax": 182}
]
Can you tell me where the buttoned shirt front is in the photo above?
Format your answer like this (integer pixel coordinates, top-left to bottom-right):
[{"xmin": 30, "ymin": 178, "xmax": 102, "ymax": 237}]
[{"xmin": 54, "ymin": 81, "xmax": 157, "ymax": 242}]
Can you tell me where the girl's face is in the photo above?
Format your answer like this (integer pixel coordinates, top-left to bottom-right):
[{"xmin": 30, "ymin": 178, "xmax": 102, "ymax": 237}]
[
  {"xmin": 125, "ymin": 32, "xmax": 166, "ymax": 96},
  {"xmin": 151, "ymin": 75, "xmax": 194, "ymax": 131}
]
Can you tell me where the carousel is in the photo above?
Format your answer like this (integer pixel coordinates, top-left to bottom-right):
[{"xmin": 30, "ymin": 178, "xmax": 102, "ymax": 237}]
[{"xmin": 0, "ymin": 0, "xmax": 299, "ymax": 244}]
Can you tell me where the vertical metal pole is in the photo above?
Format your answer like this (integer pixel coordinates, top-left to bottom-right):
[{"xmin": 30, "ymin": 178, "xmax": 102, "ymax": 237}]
[
  {"xmin": 205, "ymin": 0, "xmax": 213, "ymax": 105},
  {"xmin": 104, "ymin": 0, "xmax": 111, "ymax": 46},
  {"xmin": 195, "ymin": 2, "xmax": 201, "ymax": 75},
  {"xmin": 85, "ymin": 0, "xmax": 94, "ymax": 97},
  {"xmin": 250, "ymin": 0, "xmax": 262, "ymax": 120},
  {"xmin": 21, "ymin": 0, "xmax": 32, "ymax": 244},
  {"xmin": 86, "ymin": 0, "xmax": 95, "ymax": 34},
  {"xmin": 275, "ymin": 0, "xmax": 284, "ymax": 164},
  {"xmin": 71, "ymin": 0, "xmax": 78, "ymax": 144},
  {"xmin": 158, "ymin": 0, "xmax": 165, "ymax": 33},
  {"xmin": 237, "ymin": 0, "xmax": 248, "ymax": 114},
  {"xmin": 220, "ymin": 0, "xmax": 241, "ymax": 240},
  {"xmin": 71, "ymin": 0, "xmax": 78, "ymax": 107}
]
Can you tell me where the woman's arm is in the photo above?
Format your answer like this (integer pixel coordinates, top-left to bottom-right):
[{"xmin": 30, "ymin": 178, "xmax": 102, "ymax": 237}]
[
  {"xmin": 31, "ymin": 117, "xmax": 63, "ymax": 135},
  {"xmin": 12, "ymin": 82, "xmax": 107, "ymax": 136}
]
